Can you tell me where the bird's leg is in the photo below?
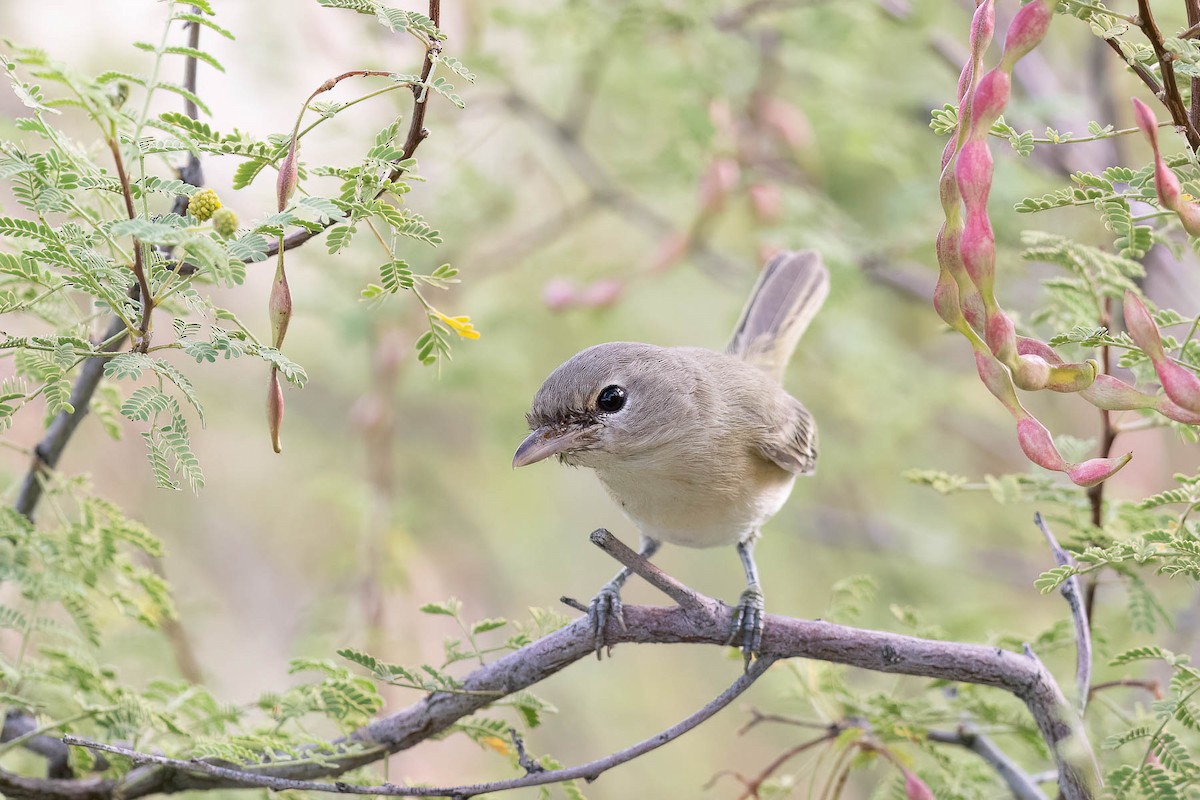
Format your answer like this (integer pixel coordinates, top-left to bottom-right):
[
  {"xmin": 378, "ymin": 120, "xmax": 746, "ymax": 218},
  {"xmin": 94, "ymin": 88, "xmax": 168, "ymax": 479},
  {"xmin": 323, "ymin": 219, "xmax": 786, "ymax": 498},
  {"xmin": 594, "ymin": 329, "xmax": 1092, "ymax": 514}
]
[
  {"xmin": 727, "ymin": 534, "xmax": 765, "ymax": 668},
  {"xmin": 589, "ymin": 536, "xmax": 660, "ymax": 659}
]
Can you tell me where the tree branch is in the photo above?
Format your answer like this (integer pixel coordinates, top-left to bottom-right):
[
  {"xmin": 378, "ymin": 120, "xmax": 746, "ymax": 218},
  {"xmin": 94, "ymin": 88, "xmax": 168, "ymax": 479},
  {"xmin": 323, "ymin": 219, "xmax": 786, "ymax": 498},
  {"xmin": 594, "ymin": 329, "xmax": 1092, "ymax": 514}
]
[
  {"xmin": 928, "ymin": 725, "xmax": 1050, "ymax": 800},
  {"xmin": 1133, "ymin": 0, "xmax": 1200, "ymax": 149},
  {"xmin": 4, "ymin": 531, "xmax": 1093, "ymax": 800},
  {"xmin": 69, "ymin": 655, "xmax": 777, "ymax": 798},
  {"xmin": 1035, "ymin": 514, "xmax": 1091, "ymax": 716}
]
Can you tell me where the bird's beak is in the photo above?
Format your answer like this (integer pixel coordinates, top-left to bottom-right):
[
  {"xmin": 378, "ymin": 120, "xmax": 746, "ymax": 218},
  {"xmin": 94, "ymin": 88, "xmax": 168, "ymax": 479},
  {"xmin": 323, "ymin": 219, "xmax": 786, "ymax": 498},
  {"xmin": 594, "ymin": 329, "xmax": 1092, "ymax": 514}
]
[{"xmin": 512, "ymin": 425, "xmax": 589, "ymax": 468}]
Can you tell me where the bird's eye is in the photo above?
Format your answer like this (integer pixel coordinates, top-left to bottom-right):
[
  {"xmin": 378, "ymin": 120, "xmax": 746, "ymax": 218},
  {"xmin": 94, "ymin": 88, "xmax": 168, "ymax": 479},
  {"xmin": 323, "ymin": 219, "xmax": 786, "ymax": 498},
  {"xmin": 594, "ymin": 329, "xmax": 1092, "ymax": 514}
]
[{"xmin": 596, "ymin": 384, "xmax": 627, "ymax": 413}]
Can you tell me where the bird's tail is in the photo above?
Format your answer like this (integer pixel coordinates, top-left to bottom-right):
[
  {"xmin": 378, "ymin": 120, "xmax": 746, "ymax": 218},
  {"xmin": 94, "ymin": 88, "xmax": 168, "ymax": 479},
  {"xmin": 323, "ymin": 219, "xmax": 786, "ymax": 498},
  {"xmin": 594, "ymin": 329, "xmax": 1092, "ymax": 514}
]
[{"xmin": 725, "ymin": 250, "xmax": 830, "ymax": 382}]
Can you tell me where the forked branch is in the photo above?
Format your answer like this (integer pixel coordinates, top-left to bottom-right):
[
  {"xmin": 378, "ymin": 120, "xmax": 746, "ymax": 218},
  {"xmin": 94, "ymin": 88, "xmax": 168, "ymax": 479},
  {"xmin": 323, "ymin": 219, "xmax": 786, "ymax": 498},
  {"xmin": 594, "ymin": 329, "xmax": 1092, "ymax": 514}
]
[{"xmin": 0, "ymin": 530, "xmax": 1098, "ymax": 800}]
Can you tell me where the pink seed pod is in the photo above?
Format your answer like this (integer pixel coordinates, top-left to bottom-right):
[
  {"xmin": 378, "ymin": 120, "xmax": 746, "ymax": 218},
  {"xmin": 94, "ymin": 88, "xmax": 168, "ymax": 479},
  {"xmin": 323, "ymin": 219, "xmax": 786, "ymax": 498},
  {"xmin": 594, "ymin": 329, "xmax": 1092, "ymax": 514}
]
[
  {"xmin": 1016, "ymin": 335, "xmax": 1060, "ymax": 363},
  {"xmin": 984, "ymin": 309, "xmax": 1016, "ymax": 362},
  {"xmin": 1131, "ymin": 98, "xmax": 1200, "ymax": 234},
  {"xmin": 933, "ymin": 268, "xmax": 967, "ymax": 331},
  {"xmin": 1068, "ymin": 452, "xmax": 1133, "ymax": 487},
  {"xmin": 955, "ymin": 140, "xmax": 993, "ymax": 207},
  {"xmin": 1017, "ymin": 417, "xmax": 1132, "ymax": 486},
  {"xmin": 269, "ymin": 259, "xmax": 292, "ymax": 350},
  {"xmin": 267, "ymin": 368, "xmax": 284, "ymax": 454},
  {"xmin": 968, "ymin": 69, "xmax": 1011, "ymax": 138},
  {"xmin": 697, "ymin": 157, "xmax": 740, "ymax": 213},
  {"xmin": 749, "ymin": 183, "xmax": 783, "ymax": 222},
  {"xmin": 1158, "ymin": 398, "xmax": 1200, "ymax": 425},
  {"xmin": 1014, "ymin": 354, "xmax": 1051, "ymax": 390},
  {"xmin": 975, "ymin": 351, "xmax": 1022, "ymax": 414},
  {"xmin": 277, "ymin": 139, "xmax": 299, "ymax": 212},
  {"xmin": 541, "ymin": 278, "xmax": 578, "ymax": 312},
  {"xmin": 967, "ymin": 0, "xmax": 996, "ymax": 70},
  {"xmin": 1017, "ymin": 417, "xmax": 1068, "ymax": 471},
  {"xmin": 1132, "ymin": 97, "xmax": 1159, "ymax": 146},
  {"xmin": 1082, "ymin": 373, "xmax": 1159, "ymax": 411},
  {"xmin": 959, "ymin": 211, "xmax": 995, "ymax": 291},
  {"xmin": 1125, "ymin": 290, "xmax": 1200, "ymax": 413},
  {"xmin": 904, "ymin": 770, "xmax": 936, "ymax": 800},
  {"xmin": 1000, "ymin": 0, "xmax": 1054, "ymax": 68},
  {"xmin": 956, "ymin": 0, "xmax": 996, "ymax": 106},
  {"xmin": 757, "ymin": 97, "xmax": 811, "ymax": 151},
  {"xmin": 580, "ymin": 278, "xmax": 624, "ymax": 308},
  {"xmin": 649, "ymin": 232, "xmax": 690, "ymax": 273},
  {"xmin": 935, "ymin": 225, "xmax": 986, "ymax": 331}
]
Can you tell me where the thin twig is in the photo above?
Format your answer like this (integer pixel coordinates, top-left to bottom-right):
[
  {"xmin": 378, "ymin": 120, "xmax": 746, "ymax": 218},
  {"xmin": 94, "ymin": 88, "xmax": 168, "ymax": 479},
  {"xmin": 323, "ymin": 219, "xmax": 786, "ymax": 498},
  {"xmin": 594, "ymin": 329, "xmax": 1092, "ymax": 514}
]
[
  {"xmin": 928, "ymin": 725, "xmax": 1049, "ymax": 800},
  {"xmin": 587, "ymin": 528, "xmax": 705, "ymax": 609},
  {"xmin": 266, "ymin": 1, "xmax": 442, "ymax": 257},
  {"xmin": 1035, "ymin": 513, "xmax": 1092, "ymax": 716},
  {"xmin": 105, "ymin": 137, "xmax": 153, "ymax": 353},
  {"xmin": 1088, "ymin": 678, "xmax": 1163, "ymax": 700},
  {"xmin": 66, "ymin": 657, "xmax": 777, "ymax": 798}
]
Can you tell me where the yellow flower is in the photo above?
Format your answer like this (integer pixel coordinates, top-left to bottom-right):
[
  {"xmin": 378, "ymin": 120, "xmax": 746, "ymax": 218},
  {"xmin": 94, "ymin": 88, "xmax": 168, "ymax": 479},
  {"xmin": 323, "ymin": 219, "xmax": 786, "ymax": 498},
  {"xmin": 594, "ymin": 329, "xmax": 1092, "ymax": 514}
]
[
  {"xmin": 434, "ymin": 311, "xmax": 481, "ymax": 340},
  {"xmin": 479, "ymin": 735, "xmax": 509, "ymax": 755}
]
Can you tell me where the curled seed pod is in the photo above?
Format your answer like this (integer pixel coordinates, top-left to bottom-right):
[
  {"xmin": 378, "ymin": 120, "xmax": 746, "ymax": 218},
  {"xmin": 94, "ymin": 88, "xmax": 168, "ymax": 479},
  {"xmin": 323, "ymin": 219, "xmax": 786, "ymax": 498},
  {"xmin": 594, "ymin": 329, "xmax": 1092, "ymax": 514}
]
[
  {"xmin": 1017, "ymin": 417, "xmax": 1131, "ymax": 487},
  {"xmin": 974, "ymin": 351, "xmax": 1022, "ymax": 414},
  {"xmin": 967, "ymin": 69, "xmax": 1011, "ymax": 138},
  {"xmin": 267, "ymin": 368, "xmax": 284, "ymax": 454},
  {"xmin": 1081, "ymin": 373, "xmax": 1160, "ymax": 411},
  {"xmin": 904, "ymin": 771, "xmax": 936, "ymax": 800},
  {"xmin": 1014, "ymin": 354, "xmax": 1051, "ymax": 390},
  {"xmin": 1067, "ymin": 452, "xmax": 1133, "ymax": 487},
  {"xmin": 1125, "ymin": 290, "xmax": 1200, "ymax": 413},
  {"xmin": 1000, "ymin": 0, "xmax": 1054, "ymax": 68},
  {"xmin": 1158, "ymin": 398, "xmax": 1200, "ymax": 425}
]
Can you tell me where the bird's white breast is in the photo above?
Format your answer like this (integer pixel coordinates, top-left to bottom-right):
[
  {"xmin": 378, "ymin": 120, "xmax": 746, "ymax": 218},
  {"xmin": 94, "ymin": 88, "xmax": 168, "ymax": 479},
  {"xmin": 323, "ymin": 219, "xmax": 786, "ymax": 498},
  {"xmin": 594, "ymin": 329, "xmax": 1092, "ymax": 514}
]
[{"xmin": 592, "ymin": 451, "xmax": 796, "ymax": 548}]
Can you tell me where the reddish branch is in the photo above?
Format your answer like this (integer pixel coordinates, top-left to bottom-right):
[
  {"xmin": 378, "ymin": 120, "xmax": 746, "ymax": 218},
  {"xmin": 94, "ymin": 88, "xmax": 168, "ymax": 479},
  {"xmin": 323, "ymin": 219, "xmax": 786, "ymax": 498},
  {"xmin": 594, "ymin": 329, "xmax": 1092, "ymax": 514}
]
[{"xmin": 105, "ymin": 137, "xmax": 154, "ymax": 353}]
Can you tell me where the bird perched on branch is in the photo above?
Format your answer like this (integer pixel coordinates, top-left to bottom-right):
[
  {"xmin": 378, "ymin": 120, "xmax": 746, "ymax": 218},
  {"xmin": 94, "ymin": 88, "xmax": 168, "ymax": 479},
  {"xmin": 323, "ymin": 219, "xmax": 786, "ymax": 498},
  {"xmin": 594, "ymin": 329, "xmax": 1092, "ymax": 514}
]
[{"xmin": 514, "ymin": 251, "xmax": 829, "ymax": 665}]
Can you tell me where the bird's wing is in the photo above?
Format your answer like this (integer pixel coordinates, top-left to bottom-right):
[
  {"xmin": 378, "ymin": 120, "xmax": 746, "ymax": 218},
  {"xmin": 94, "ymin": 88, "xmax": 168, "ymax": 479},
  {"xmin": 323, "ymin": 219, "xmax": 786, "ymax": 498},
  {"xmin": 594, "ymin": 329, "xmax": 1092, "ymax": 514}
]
[{"xmin": 755, "ymin": 396, "xmax": 818, "ymax": 476}]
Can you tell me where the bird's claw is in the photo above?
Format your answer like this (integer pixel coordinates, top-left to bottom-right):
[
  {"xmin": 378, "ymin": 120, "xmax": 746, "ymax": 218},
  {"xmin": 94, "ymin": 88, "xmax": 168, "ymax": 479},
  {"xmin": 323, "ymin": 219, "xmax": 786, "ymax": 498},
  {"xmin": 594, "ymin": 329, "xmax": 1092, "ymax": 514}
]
[
  {"xmin": 727, "ymin": 585, "xmax": 765, "ymax": 669},
  {"xmin": 588, "ymin": 583, "xmax": 626, "ymax": 659}
]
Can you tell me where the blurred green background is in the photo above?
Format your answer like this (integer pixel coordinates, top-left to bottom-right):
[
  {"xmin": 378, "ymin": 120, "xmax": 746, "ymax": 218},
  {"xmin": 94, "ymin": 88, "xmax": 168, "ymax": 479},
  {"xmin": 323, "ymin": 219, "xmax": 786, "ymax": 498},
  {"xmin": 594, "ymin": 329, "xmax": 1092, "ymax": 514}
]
[{"xmin": 2, "ymin": 0, "xmax": 1198, "ymax": 797}]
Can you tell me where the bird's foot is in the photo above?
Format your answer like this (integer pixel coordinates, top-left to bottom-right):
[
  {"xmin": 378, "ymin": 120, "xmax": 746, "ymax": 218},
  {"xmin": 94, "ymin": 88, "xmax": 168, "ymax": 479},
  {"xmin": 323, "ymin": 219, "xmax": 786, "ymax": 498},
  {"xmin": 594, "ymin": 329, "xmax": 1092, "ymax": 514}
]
[
  {"xmin": 588, "ymin": 582, "xmax": 627, "ymax": 659},
  {"xmin": 727, "ymin": 584, "xmax": 765, "ymax": 669}
]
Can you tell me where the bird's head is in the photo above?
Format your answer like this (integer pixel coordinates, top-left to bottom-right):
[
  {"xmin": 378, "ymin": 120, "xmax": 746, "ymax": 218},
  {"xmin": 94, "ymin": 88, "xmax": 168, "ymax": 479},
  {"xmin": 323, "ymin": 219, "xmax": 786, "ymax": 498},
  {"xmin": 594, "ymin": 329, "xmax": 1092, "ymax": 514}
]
[{"xmin": 513, "ymin": 342, "xmax": 693, "ymax": 469}]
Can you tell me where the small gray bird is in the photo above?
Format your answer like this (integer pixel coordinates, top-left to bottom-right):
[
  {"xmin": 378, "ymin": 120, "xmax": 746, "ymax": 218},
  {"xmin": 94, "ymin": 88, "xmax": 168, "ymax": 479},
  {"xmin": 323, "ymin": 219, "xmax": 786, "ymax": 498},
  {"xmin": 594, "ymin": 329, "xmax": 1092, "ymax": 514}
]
[{"xmin": 513, "ymin": 251, "xmax": 829, "ymax": 663}]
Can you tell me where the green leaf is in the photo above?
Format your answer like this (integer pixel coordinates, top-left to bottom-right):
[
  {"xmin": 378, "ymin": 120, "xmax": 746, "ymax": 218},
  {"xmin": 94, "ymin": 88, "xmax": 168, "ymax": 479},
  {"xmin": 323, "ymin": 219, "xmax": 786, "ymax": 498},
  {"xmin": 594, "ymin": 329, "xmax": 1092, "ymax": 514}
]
[
  {"xmin": 471, "ymin": 618, "xmax": 507, "ymax": 635},
  {"xmin": 1034, "ymin": 565, "xmax": 1075, "ymax": 594},
  {"xmin": 1110, "ymin": 646, "xmax": 1178, "ymax": 666},
  {"xmin": 120, "ymin": 385, "xmax": 173, "ymax": 422},
  {"xmin": 420, "ymin": 599, "xmax": 461, "ymax": 617}
]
